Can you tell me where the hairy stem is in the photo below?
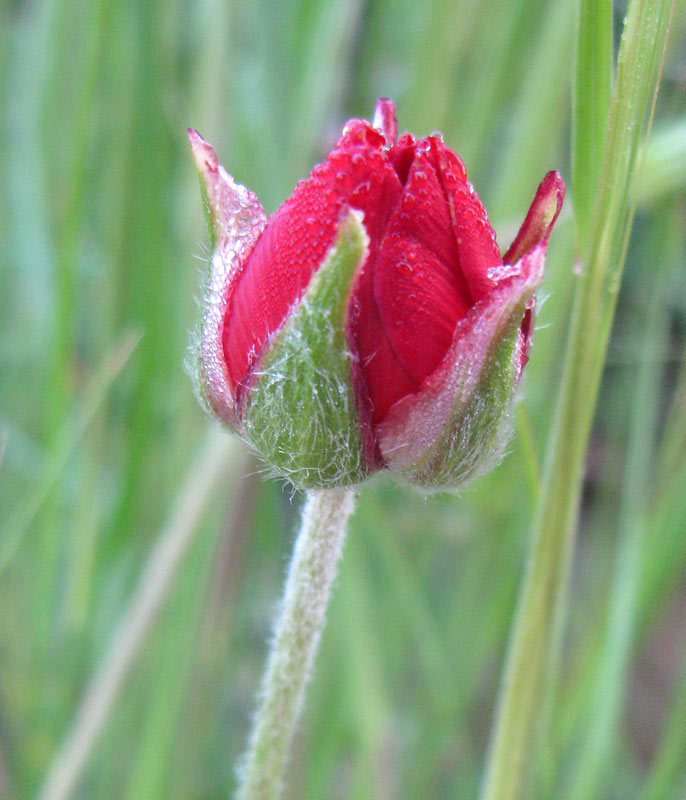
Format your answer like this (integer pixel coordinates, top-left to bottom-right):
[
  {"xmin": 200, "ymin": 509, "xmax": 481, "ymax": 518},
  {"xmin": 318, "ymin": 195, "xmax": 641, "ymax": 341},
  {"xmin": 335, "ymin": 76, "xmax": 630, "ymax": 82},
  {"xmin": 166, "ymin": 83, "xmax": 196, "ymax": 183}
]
[{"xmin": 236, "ymin": 488, "xmax": 356, "ymax": 800}]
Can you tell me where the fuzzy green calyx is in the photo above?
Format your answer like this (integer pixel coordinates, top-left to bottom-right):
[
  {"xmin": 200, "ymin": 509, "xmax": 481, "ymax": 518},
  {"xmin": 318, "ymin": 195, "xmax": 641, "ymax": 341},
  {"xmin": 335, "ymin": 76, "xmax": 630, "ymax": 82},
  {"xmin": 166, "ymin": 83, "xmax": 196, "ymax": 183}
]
[{"xmin": 242, "ymin": 209, "xmax": 370, "ymax": 489}]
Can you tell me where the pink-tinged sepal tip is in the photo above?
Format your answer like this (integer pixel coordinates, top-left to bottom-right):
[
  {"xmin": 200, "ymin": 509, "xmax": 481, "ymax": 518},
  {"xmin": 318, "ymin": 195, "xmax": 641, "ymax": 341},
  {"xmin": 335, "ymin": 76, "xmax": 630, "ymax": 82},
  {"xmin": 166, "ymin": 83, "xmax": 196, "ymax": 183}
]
[
  {"xmin": 187, "ymin": 127, "xmax": 216, "ymax": 171},
  {"xmin": 503, "ymin": 170, "xmax": 565, "ymax": 265},
  {"xmin": 187, "ymin": 128, "xmax": 267, "ymax": 252}
]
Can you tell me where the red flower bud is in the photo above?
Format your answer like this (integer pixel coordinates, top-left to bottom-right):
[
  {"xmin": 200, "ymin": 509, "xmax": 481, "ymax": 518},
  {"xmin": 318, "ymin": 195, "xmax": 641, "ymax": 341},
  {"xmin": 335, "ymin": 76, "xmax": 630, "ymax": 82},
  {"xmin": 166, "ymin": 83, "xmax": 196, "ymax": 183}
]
[{"xmin": 188, "ymin": 99, "xmax": 564, "ymax": 489}]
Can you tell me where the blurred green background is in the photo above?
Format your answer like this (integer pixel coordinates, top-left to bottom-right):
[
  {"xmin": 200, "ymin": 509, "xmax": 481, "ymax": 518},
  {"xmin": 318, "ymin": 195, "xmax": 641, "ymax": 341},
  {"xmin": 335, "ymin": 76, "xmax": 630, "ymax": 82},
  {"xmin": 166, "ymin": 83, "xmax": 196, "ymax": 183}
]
[{"xmin": 1, "ymin": 0, "xmax": 686, "ymax": 797}]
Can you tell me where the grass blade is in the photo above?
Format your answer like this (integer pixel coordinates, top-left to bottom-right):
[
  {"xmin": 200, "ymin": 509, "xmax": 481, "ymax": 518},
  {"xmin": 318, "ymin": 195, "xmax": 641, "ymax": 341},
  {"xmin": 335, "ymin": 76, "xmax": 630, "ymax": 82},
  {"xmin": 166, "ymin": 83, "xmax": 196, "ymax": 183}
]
[
  {"xmin": 572, "ymin": 0, "xmax": 613, "ymax": 248},
  {"xmin": 37, "ymin": 432, "xmax": 244, "ymax": 800},
  {"xmin": 0, "ymin": 331, "xmax": 141, "ymax": 573},
  {"xmin": 480, "ymin": 1, "xmax": 675, "ymax": 798}
]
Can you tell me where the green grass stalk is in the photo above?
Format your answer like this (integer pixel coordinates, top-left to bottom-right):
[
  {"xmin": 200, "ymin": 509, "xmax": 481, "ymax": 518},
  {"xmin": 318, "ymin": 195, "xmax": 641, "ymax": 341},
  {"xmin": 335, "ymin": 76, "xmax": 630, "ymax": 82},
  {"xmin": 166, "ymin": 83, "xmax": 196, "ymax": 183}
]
[
  {"xmin": 565, "ymin": 204, "xmax": 674, "ymax": 800},
  {"xmin": 479, "ymin": 1, "xmax": 674, "ymax": 798}
]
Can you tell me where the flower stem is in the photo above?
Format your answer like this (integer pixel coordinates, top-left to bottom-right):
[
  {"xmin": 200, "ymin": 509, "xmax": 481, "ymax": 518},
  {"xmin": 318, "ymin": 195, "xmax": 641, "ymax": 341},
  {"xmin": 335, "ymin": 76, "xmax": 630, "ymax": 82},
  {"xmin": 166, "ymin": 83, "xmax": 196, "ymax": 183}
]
[{"xmin": 236, "ymin": 488, "xmax": 356, "ymax": 800}]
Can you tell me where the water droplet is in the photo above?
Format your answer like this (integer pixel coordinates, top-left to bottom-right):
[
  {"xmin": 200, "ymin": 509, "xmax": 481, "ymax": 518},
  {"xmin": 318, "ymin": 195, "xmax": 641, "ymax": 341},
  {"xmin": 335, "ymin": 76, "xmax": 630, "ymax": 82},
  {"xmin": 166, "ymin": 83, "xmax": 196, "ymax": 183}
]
[{"xmin": 330, "ymin": 151, "xmax": 350, "ymax": 168}]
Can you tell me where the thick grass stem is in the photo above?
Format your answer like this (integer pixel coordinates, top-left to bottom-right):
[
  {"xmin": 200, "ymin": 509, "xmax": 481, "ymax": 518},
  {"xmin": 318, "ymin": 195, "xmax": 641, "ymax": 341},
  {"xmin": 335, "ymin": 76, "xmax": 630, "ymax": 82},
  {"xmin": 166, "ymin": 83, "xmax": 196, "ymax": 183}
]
[
  {"xmin": 236, "ymin": 488, "xmax": 356, "ymax": 800},
  {"xmin": 480, "ymin": 0, "xmax": 673, "ymax": 798}
]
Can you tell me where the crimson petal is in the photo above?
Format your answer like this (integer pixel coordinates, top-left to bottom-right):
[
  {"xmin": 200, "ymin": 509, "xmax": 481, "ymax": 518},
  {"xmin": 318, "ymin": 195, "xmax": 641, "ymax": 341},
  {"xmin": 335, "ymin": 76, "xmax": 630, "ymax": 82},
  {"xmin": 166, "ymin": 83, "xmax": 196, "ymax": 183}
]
[
  {"xmin": 430, "ymin": 139, "xmax": 502, "ymax": 302},
  {"xmin": 374, "ymin": 148, "xmax": 473, "ymax": 388},
  {"xmin": 377, "ymin": 244, "xmax": 547, "ymax": 487}
]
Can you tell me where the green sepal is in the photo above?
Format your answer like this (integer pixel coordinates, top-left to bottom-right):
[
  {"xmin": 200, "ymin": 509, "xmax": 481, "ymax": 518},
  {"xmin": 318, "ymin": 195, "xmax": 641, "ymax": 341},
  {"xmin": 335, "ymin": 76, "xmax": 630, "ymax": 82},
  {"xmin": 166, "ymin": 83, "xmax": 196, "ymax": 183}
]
[
  {"xmin": 197, "ymin": 173, "xmax": 217, "ymax": 252},
  {"xmin": 186, "ymin": 129, "xmax": 267, "ymax": 430},
  {"xmin": 242, "ymin": 209, "xmax": 370, "ymax": 489},
  {"xmin": 389, "ymin": 314, "xmax": 521, "ymax": 490}
]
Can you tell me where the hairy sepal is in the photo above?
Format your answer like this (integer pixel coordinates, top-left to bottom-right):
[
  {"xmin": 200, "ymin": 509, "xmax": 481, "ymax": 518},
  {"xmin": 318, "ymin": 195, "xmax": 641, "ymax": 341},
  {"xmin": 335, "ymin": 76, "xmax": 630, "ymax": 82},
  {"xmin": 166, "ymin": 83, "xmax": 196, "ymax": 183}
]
[
  {"xmin": 377, "ymin": 245, "xmax": 546, "ymax": 491},
  {"xmin": 242, "ymin": 209, "xmax": 371, "ymax": 489},
  {"xmin": 187, "ymin": 130, "xmax": 268, "ymax": 429}
]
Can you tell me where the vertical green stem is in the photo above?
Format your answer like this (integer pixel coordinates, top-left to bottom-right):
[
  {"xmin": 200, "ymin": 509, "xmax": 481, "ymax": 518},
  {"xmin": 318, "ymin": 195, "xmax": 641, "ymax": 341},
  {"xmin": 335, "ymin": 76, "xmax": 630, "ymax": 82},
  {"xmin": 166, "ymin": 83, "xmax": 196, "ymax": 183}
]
[
  {"xmin": 566, "ymin": 214, "xmax": 671, "ymax": 800},
  {"xmin": 480, "ymin": 1, "xmax": 673, "ymax": 798},
  {"xmin": 236, "ymin": 488, "xmax": 356, "ymax": 800}
]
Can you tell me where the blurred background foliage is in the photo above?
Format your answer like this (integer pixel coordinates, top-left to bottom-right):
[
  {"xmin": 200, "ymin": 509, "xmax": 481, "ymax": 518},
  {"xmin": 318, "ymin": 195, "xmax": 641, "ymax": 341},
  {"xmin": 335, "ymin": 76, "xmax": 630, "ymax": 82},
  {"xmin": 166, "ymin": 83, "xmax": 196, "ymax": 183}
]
[{"xmin": 1, "ymin": 0, "xmax": 685, "ymax": 798}]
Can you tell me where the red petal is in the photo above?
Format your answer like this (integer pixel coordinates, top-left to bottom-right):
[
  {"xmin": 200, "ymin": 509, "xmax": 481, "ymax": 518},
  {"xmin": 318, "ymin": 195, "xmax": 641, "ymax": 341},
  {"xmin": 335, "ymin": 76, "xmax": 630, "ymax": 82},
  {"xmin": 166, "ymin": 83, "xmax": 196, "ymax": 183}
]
[
  {"xmin": 222, "ymin": 120, "xmax": 403, "ymax": 402},
  {"xmin": 347, "ymin": 278, "xmax": 420, "ymax": 432},
  {"xmin": 373, "ymin": 149, "xmax": 473, "ymax": 386},
  {"xmin": 377, "ymin": 244, "xmax": 547, "ymax": 475},
  {"xmin": 503, "ymin": 170, "xmax": 565, "ymax": 264},
  {"xmin": 430, "ymin": 139, "xmax": 501, "ymax": 301},
  {"xmin": 389, "ymin": 132, "xmax": 417, "ymax": 185}
]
